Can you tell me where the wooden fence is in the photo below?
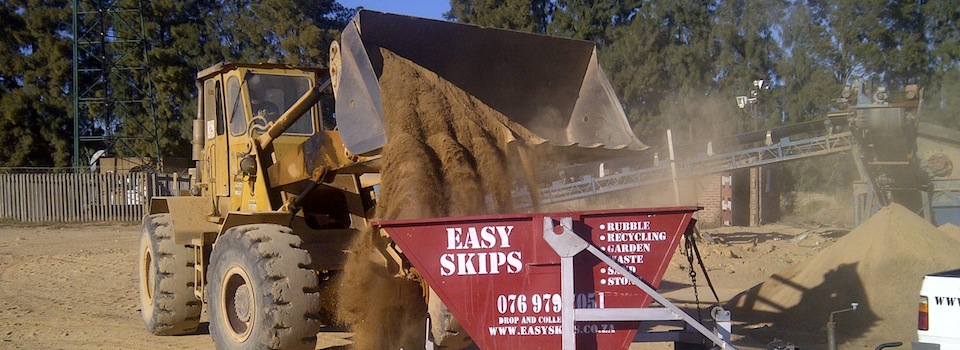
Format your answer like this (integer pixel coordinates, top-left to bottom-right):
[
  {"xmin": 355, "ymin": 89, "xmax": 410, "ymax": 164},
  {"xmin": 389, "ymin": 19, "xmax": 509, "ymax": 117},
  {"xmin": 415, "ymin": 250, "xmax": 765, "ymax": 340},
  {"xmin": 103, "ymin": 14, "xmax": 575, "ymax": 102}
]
[{"xmin": 0, "ymin": 173, "xmax": 191, "ymax": 223}]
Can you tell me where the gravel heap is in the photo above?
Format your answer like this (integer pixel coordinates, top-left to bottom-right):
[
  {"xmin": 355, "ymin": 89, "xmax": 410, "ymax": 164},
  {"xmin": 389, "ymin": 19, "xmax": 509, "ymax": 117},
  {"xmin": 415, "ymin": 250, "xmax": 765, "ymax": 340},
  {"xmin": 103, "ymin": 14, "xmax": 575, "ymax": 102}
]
[{"xmin": 730, "ymin": 203, "xmax": 960, "ymax": 347}]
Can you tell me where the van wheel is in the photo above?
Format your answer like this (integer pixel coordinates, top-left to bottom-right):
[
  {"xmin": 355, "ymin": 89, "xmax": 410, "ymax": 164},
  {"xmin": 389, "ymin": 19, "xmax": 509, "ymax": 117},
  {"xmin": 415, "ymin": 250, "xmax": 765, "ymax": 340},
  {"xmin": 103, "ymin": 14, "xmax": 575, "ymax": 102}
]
[
  {"xmin": 138, "ymin": 214, "xmax": 201, "ymax": 335},
  {"xmin": 207, "ymin": 224, "xmax": 321, "ymax": 350}
]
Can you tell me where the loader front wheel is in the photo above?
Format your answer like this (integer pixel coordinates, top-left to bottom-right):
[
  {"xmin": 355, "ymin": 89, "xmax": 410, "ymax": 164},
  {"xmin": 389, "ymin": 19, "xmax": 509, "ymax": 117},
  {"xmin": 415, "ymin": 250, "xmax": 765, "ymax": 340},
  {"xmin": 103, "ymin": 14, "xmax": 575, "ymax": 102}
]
[
  {"xmin": 138, "ymin": 214, "xmax": 201, "ymax": 335},
  {"xmin": 207, "ymin": 224, "xmax": 321, "ymax": 350}
]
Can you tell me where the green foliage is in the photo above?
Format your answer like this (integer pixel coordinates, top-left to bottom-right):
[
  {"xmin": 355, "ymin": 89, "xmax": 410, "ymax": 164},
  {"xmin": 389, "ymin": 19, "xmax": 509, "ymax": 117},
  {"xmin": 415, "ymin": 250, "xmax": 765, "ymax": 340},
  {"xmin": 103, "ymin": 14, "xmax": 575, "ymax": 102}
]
[
  {"xmin": 0, "ymin": 0, "xmax": 957, "ymax": 171},
  {"xmin": 545, "ymin": 0, "xmax": 641, "ymax": 47},
  {"xmin": 446, "ymin": 0, "xmax": 959, "ymax": 193},
  {"xmin": 0, "ymin": 0, "xmax": 73, "ymax": 167},
  {"xmin": 922, "ymin": 67, "xmax": 960, "ymax": 129},
  {"xmin": 446, "ymin": 0, "xmax": 552, "ymax": 32},
  {"xmin": 601, "ymin": 0, "xmax": 716, "ymax": 145},
  {"xmin": 712, "ymin": 0, "xmax": 785, "ymax": 95},
  {"xmin": 776, "ymin": 2, "xmax": 839, "ymax": 123},
  {"xmin": 452, "ymin": 0, "xmax": 956, "ymax": 125},
  {"xmin": 919, "ymin": 0, "xmax": 960, "ymax": 129},
  {"xmin": 0, "ymin": 0, "xmax": 351, "ymax": 168},
  {"xmin": 135, "ymin": 0, "xmax": 352, "ymax": 159}
]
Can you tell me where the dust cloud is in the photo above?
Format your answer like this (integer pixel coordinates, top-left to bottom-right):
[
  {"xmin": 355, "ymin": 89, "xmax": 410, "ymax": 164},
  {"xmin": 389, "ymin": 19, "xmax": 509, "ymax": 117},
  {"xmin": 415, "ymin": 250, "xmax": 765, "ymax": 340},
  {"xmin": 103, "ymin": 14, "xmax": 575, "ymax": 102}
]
[
  {"xmin": 539, "ymin": 92, "xmax": 746, "ymax": 212},
  {"xmin": 334, "ymin": 49, "xmax": 539, "ymax": 348}
]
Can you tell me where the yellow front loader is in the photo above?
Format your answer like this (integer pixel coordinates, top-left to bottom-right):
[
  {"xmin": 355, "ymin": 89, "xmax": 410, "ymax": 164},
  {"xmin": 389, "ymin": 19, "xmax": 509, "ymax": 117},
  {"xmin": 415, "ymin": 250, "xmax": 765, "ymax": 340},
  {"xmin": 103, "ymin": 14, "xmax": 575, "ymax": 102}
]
[{"xmin": 137, "ymin": 10, "xmax": 645, "ymax": 349}]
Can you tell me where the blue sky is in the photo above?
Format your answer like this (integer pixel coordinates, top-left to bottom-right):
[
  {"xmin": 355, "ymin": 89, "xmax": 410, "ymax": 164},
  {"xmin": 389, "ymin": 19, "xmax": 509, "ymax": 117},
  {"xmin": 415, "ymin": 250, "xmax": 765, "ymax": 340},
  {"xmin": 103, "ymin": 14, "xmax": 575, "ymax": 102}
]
[{"xmin": 337, "ymin": 0, "xmax": 450, "ymax": 20}]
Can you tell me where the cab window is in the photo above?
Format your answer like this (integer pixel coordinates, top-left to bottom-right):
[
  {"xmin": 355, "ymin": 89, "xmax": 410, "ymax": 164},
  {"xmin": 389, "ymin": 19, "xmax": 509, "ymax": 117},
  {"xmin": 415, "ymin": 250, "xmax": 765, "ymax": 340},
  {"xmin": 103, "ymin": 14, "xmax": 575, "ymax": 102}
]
[
  {"xmin": 227, "ymin": 76, "xmax": 245, "ymax": 136},
  {"xmin": 203, "ymin": 79, "xmax": 225, "ymax": 138},
  {"xmin": 246, "ymin": 73, "xmax": 315, "ymax": 135}
]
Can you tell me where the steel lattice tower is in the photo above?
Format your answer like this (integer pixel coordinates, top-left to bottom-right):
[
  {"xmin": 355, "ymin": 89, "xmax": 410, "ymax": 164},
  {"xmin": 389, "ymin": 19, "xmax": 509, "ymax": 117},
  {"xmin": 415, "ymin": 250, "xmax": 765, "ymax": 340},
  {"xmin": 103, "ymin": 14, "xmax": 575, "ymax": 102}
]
[{"xmin": 72, "ymin": 0, "xmax": 160, "ymax": 172}]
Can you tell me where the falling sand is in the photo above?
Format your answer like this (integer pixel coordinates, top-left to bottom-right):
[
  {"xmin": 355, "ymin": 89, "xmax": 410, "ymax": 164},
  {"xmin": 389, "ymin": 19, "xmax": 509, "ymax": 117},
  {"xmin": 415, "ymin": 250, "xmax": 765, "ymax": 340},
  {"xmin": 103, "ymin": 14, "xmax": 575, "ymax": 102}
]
[
  {"xmin": 334, "ymin": 49, "xmax": 541, "ymax": 348},
  {"xmin": 729, "ymin": 203, "xmax": 960, "ymax": 347}
]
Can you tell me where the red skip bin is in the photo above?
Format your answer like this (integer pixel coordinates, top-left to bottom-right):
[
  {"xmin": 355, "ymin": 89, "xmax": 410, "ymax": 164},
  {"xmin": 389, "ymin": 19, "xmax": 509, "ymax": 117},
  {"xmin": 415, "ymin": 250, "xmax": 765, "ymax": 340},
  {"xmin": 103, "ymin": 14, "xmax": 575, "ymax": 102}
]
[{"xmin": 375, "ymin": 206, "xmax": 700, "ymax": 350}]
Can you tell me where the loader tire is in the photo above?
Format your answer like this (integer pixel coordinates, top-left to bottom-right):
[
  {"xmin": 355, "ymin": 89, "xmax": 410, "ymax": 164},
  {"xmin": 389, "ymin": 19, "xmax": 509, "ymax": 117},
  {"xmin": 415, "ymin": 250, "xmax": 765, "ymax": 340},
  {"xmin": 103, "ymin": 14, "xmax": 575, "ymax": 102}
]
[
  {"xmin": 207, "ymin": 224, "xmax": 321, "ymax": 350},
  {"xmin": 429, "ymin": 287, "xmax": 475, "ymax": 349},
  {"xmin": 138, "ymin": 213, "xmax": 202, "ymax": 335}
]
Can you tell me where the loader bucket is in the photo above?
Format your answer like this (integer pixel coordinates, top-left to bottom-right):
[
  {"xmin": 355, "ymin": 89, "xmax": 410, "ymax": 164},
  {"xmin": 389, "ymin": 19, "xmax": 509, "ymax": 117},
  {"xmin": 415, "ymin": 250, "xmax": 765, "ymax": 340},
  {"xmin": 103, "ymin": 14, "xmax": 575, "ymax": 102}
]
[
  {"xmin": 375, "ymin": 206, "xmax": 700, "ymax": 349},
  {"xmin": 332, "ymin": 10, "xmax": 647, "ymax": 156}
]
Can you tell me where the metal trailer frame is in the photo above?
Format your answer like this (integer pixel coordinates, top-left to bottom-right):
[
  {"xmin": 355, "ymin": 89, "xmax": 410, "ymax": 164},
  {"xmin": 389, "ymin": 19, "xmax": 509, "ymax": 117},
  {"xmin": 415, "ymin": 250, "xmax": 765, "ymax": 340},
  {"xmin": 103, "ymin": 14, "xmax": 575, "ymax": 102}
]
[{"xmin": 542, "ymin": 216, "xmax": 735, "ymax": 350}]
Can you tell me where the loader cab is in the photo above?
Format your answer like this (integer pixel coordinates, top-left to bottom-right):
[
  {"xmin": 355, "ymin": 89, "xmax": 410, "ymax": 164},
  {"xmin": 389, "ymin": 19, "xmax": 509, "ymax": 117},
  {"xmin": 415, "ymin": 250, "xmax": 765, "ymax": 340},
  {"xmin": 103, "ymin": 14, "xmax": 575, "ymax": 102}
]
[{"xmin": 194, "ymin": 62, "xmax": 326, "ymax": 215}]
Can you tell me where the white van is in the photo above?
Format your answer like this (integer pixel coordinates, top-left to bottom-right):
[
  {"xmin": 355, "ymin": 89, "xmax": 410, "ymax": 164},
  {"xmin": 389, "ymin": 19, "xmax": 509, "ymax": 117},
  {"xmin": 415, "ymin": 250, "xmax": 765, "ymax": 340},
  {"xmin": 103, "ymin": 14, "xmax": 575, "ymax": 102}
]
[{"xmin": 914, "ymin": 269, "xmax": 960, "ymax": 350}]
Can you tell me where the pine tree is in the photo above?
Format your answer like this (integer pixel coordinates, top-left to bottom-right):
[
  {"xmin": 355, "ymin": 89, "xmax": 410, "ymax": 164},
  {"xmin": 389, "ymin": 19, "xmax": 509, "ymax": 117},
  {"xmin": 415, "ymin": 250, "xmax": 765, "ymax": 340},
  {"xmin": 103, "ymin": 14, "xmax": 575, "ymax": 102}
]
[
  {"xmin": 819, "ymin": 0, "xmax": 888, "ymax": 85},
  {"xmin": 546, "ymin": 0, "xmax": 641, "ymax": 47},
  {"xmin": 132, "ymin": 0, "xmax": 353, "ymax": 159},
  {"xmin": 139, "ymin": 0, "xmax": 216, "ymax": 157},
  {"xmin": 882, "ymin": 0, "xmax": 930, "ymax": 87},
  {"xmin": 0, "ymin": 0, "xmax": 955, "ymax": 167},
  {"xmin": 446, "ymin": 0, "xmax": 552, "ymax": 33},
  {"xmin": 0, "ymin": 0, "xmax": 73, "ymax": 167},
  {"xmin": 919, "ymin": 0, "xmax": 959, "ymax": 129},
  {"xmin": 248, "ymin": 0, "xmax": 352, "ymax": 65},
  {"xmin": 601, "ymin": 0, "xmax": 716, "ymax": 145},
  {"xmin": 777, "ymin": 1, "xmax": 838, "ymax": 123}
]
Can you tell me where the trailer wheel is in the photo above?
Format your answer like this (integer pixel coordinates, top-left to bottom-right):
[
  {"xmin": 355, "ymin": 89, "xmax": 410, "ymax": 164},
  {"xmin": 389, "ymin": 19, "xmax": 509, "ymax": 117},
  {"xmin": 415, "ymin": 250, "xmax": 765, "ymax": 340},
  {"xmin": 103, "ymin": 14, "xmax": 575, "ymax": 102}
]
[
  {"xmin": 138, "ymin": 213, "xmax": 202, "ymax": 335},
  {"xmin": 207, "ymin": 224, "xmax": 321, "ymax": 350},
  {"xmin": 429, "ymin": 287, "xmax": 475, "ymax": 349}
]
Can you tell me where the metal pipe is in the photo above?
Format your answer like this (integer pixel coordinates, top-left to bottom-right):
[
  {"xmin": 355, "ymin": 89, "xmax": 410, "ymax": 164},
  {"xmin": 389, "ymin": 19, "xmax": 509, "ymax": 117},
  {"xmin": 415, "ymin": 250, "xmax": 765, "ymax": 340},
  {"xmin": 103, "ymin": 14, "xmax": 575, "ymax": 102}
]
[
  {"xmin": 754, "ymin": 86, "xmax": 761, "ymax": 226},
  {"xmin": 72, "ymin": 0, "xmax": 79, "ymax": 168},
  {"xmin": 827, "ymin": 321, "xmax": 837, "ymax": 350},
  {"xmin": 192, "ymin": 80, "xmax": 205, "ymax": 182},
  {"xmin": 874, "ymin": 342, "xmax": 903, "ymax": 350},
  {"xmin": 828, "ymin": 303, "xmax": 859, "ymax": 350},
  {"xmin": 192, "ymin": 119, "xmax": 203, "ymax": 161}
]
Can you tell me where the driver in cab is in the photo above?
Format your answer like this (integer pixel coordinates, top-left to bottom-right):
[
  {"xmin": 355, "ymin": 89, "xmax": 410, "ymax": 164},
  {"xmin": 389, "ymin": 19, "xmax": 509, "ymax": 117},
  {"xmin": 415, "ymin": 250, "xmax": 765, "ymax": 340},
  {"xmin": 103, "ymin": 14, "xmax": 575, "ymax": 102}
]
[{"xmin": 249, "ymin": 88, "xmax": 279, "ymax": 119}]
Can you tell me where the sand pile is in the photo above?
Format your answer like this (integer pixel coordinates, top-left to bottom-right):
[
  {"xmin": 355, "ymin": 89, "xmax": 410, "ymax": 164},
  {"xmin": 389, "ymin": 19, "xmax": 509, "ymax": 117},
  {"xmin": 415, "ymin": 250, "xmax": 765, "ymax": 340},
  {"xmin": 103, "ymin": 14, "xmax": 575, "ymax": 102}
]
[
  {"xmin": 334, "ymin": 49, "xmax": 540, "ymax": 348},
  {"xmin": 729, "ymin": 203, "xmax": 960, "ymax": 347},
  {"xmin": 940, "ymin": 223, "xmax": 960, "ymax": 241}
]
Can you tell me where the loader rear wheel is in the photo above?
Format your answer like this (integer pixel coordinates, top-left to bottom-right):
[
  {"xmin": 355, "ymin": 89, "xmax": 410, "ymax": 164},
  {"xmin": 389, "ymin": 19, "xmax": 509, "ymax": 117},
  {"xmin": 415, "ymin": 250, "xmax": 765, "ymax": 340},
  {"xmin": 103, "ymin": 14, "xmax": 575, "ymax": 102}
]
[
  {"xmin": 138, "ymin": 214, "xmax": 202, "ymax": 335},
  {"xmin": 207, "ymin": 224, "xmax": 321, "ymax": 350},
  {"xmin": 429, "ymin": 287, "xmax": 475, "ymax": 349}
]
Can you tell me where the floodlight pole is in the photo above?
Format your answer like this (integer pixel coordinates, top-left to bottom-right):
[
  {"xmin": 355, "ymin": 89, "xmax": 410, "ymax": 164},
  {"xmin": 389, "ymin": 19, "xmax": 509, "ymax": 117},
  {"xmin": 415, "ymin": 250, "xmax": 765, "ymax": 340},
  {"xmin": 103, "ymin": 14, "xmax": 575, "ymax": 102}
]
[{"xmin": 752, "ymin": 79, "xmax": 763, "ymax": 227}]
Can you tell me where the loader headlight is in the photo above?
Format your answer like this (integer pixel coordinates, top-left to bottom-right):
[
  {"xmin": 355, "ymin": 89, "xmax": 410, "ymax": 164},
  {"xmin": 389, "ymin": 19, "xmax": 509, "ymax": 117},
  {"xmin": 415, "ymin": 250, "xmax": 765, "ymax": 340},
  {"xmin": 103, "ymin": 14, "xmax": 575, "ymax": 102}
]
[{"xmin": 240, "ymin": 155, "xmax": 257, "ymax": 176}]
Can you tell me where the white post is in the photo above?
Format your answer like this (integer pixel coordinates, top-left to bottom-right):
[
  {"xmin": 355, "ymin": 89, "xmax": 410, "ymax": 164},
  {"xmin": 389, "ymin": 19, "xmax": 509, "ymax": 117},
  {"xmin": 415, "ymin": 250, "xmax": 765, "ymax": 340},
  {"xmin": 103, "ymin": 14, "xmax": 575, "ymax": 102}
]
[{"xmin": 667, "ymin": 129, "xmax": 681, "ymax": 206}]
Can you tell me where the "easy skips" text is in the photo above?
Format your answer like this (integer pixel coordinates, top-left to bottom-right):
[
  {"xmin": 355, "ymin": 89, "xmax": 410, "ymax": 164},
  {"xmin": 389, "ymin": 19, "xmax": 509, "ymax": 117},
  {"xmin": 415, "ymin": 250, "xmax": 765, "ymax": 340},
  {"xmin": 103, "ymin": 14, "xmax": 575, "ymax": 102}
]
[{"xmin": 439, "ymin": 225, "xmax": 522, "ymax": 276}]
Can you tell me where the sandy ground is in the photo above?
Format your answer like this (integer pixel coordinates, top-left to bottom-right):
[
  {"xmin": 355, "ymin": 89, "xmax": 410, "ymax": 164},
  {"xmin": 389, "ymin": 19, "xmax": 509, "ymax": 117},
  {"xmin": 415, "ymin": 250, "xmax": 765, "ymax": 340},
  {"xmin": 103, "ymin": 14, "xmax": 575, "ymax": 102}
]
[
  {"xmin": 0, "ymin": 222, "xmax": 210, "ymax": 350},
  {"xmin": 0, "ymin": 220, "xmax": 849, "ymax": 349},
  {"xmin": 0, "ymin": 223, "xmax": 351, "ymax": 350}
]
